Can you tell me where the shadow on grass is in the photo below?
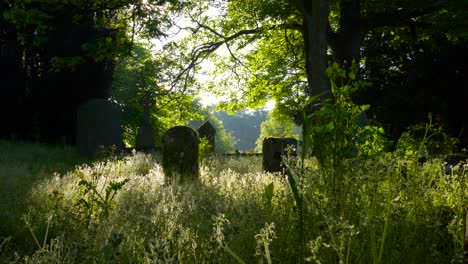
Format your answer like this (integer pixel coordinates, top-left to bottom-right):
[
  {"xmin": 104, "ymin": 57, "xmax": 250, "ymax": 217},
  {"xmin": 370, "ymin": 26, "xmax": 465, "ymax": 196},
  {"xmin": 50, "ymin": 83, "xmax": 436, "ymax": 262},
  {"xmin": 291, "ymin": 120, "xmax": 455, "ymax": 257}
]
[{"xmin": 0, "ymin": 140, "xmax": 91, "ymax": 253}]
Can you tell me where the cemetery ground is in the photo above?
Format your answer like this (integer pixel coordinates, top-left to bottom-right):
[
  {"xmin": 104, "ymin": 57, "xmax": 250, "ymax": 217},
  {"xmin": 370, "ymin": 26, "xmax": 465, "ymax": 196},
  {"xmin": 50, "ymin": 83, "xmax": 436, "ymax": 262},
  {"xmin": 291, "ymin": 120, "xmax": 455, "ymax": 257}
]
[{"xmin": 0, "ymin": 140, "xmax": 466, "ymax": 263}]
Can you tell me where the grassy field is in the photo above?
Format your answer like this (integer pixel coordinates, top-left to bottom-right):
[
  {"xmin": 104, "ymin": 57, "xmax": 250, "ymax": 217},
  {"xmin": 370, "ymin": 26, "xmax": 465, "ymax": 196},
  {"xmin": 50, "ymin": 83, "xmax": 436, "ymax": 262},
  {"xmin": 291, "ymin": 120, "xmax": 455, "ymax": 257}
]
[{"xmin": 0, "ymin": 140, "xmax": 466, "ymax": 263}]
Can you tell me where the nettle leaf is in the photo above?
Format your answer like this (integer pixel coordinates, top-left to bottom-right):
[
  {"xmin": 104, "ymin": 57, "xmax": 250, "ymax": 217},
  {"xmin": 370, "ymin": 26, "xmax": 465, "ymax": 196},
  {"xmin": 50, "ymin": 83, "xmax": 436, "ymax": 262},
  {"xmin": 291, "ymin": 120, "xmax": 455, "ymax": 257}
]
[{"xmin": 263, "ymin": 182, "xmax": 275, "ymax": 208}]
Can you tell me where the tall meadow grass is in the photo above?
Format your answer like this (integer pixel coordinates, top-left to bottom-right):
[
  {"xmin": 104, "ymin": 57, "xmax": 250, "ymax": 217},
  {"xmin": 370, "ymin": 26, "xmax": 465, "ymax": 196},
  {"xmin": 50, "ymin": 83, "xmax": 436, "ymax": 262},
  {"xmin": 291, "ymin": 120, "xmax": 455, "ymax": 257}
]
[{"xmin": 0, "ymin": 140, "xmax": 465, "ymax": 263}]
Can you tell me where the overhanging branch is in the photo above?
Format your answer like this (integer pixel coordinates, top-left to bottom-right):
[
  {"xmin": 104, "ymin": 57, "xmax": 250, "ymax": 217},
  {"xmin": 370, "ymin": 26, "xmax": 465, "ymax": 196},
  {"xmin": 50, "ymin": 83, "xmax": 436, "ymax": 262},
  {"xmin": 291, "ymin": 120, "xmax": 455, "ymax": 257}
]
[{"xmin": 178, "ymin": 22, "xmax": 301, "ymax": 80}]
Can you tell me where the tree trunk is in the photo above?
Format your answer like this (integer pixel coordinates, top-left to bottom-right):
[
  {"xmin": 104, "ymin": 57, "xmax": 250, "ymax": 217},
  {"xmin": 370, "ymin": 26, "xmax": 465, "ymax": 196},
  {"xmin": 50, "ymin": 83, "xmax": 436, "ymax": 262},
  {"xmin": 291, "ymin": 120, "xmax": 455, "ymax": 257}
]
[
  {"xmin": 328, "ymin": 0, "xmax": 367, "ymax": 67},
  {"xmin": 301, "ymin": 0, "xmax": 330, "ymax": 104},
  {"xmin": 0, "ymin": 4, "xmax": 29, "ymax": 140}
]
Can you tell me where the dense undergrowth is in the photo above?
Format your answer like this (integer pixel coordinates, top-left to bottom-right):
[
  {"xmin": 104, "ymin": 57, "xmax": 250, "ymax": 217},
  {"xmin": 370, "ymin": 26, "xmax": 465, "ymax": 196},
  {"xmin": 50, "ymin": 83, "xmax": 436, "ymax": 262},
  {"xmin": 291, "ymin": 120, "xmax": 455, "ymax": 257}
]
[{"xmin": 0, "ymin": 139, "xmax": 466, "ymax": 263}]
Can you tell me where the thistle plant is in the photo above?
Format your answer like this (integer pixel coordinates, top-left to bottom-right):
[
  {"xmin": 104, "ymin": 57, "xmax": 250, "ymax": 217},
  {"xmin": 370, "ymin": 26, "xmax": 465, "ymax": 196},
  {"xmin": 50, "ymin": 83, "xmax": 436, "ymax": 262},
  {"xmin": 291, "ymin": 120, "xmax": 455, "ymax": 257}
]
[
  {"xmin": 211, "ymin": 213, "xmax": 246, "ymax": 264},
  {"xmin": 255, "ymin": 222, "xmax": 276, "ymax": 264}
]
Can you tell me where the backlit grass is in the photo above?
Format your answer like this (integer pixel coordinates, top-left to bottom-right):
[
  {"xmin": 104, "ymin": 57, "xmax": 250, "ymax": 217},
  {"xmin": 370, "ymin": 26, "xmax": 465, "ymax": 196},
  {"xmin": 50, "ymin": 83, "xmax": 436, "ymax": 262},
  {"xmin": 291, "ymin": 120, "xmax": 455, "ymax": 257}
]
[{"xmin": 0, "ymin": 140, "xmax": 465, "ymax": 263}]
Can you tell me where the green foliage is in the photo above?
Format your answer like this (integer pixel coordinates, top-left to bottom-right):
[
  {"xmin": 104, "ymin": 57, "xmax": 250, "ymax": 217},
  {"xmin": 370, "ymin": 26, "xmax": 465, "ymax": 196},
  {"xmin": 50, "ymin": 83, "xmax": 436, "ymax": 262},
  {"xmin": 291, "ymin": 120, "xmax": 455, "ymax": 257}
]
[
  {"xmin": 1, "ymin": 0, "xmax": 198, "ymax": 144},
  {"xmin": 304, "ymin": 62, "xmax": 386, "ymax": 176},
  {"xmin": 396, "ymin": 113, "xmax": 459, "ymax": 159},
  {"xmin": 254, "ymin": 222, "xmax": 276, "ymax": 264},
  {"xmin": 22, "ymin": 235, "xmax": 73, "ymax": 264},
  {"xmin": 211, "ymin": 214, "xmax": 247, "ymax": 264},
  {"xmin": 77, "ymin": 177, "xmax": 130, "ymax": 219},
  {"xmin": 177, "ymin": 0, "xmax": 468, "ymax": 132},
  {"xmin": 174, "ymin": 0, "xmax": 306, "ymax": 113},
  {"xmin": 198, "ymin": 137, "xmax": 212, "ymax": 163},
  {"xmin": 354, "ymin": 0, "xmax": 468, "ymax": 146},
  {"xmin": 50, "ymin": 56, "xmax": 86, "ymax": 72},
  {"xmin": 22, "ymin": 212, "xmax": 53, "ymax": 252},
  {"xmin": 278, "ymin": 61, "xmax": 463, "ymax": 263},
  {"xmin": 111, "ymin": 43, "xmax": 201, "ymax": 147},
  {"xmin": 3, "ymin": 0, "xmax": 189, "ymax": 62},
  {"xmin": 281, "ymin": 62, "xmax": 389, "ymax": 261},
  {"xmin": 244, "ymin": 27, "xmax": 307, "ymax": 115},
  {"xmin": 262, "ymin": 182, "xmax": 275, "ymax": 210}
]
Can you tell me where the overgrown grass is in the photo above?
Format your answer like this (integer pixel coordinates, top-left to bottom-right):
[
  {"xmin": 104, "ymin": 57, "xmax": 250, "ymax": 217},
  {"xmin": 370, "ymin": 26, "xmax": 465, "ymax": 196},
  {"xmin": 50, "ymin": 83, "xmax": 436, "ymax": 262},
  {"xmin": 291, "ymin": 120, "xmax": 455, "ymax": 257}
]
[{"xmin": 0, "ymin": 140, "xmax": 466, "ymax": 263}]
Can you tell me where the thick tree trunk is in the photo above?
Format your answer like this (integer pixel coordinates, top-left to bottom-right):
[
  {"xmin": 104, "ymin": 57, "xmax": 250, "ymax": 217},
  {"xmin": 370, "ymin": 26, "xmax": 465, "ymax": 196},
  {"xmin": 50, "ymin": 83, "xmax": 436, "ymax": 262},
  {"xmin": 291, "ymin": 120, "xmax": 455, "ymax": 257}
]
[
  {"xmin": 0, "ymin": 4, "xmax": 30, "ymax": 140},
  {"xmin": 328, "ymin": 0, "xmax": 367, "ymax": 67},
  {"xmin": 302, "ymin": 0, "xmax": 330, "ymax": 104}
]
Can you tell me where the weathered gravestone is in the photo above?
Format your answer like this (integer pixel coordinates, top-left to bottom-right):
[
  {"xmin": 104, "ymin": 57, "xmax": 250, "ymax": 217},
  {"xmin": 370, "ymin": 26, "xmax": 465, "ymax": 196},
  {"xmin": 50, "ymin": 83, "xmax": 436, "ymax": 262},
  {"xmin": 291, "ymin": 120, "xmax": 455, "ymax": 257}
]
[
  {"xmin": 76, "ymin": 99, "xmax": 123, "ymax": 157},
  {"xmin": 136, "ymin": 125, "xmax": 156, "ymax": 151},
  {"xmin": 198, "ymin": 121, "xmax": 216, "ymax": 153},
  {"xmin": 262, "ymin": 137, "xmax": 297, "ymax": 173},
  {"xmin": 136, "ymin": 91, "xmax": 156, "ymax": 151},
  {"xmin": 162, "ymin": 126, "xmax": 199, "ymax": 182}
]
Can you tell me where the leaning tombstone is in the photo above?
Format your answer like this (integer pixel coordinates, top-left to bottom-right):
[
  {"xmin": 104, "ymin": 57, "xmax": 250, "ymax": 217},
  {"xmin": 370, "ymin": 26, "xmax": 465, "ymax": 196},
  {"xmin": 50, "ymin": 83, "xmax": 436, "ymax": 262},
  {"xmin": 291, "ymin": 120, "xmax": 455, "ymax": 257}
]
[
  {"xmin": 162, "ymin": 126, "xmax": 199, "ymax": 182},
  {"xmin": 76, "ymin": 98, "xmax": 123, "ymax": 157},
  {"xmin": 198, "ymin": 121, "xmax": 216, "ymax": 153},
  {"xmin": 262, "ymin": 137, "xmax": 297, "ymax": 173}
]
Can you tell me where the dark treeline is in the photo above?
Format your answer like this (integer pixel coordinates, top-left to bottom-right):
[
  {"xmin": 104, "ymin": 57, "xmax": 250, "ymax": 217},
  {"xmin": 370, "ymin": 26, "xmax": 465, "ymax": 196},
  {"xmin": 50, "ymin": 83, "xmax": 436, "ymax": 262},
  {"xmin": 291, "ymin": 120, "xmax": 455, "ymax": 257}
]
[
  {"xmin": 360, "ymin": 32, "xmax": 468, "ymax": 149},
  {"xmin": 1, "ymin": 1, "xmax": 125, "ymax": 144}
]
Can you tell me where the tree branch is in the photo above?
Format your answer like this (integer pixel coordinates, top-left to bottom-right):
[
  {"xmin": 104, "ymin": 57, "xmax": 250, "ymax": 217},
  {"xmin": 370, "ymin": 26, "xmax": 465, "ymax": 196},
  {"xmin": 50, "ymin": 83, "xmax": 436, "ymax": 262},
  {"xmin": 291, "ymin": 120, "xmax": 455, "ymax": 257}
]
[
  {"xmin": 169, "ymin": 15, "xmax": 302, "ymax": 93},
  {"xmin": 169, "ymin": 25, "xmax": 262, "ymax": 90}
]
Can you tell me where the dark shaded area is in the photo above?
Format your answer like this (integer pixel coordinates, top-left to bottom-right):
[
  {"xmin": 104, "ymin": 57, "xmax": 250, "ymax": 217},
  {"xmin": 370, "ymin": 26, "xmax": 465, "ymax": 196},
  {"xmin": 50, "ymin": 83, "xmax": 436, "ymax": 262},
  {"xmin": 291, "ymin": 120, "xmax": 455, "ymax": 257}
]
[
  {"xmin": 359, "ymin": 32, "xmax": 468, "ymax": 149},
  {"xmin": 262, "ymin": 137, "xmax": 297, "ymax": 172},
  {"xmin": 76, "ymin": 99, "xmax": 123, "ymax": 157},
  {"xmin": 0, "ymin": 2, "xmax": 122, "ymax": 144},
  {"xmin": 0, "ymin": 140, "xmax": 87, "ymax": 254}
]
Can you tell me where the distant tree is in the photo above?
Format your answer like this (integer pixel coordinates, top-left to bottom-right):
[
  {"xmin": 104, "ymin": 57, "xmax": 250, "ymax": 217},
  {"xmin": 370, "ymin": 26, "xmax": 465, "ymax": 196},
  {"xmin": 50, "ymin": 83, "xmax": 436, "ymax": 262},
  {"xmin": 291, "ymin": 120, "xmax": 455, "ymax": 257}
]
[
  {"xmin": 254, "ymin": 111, "xmax": 300, "ymax": 152},
  {"xmin": 215, "ymin": 109, "xmax": 269, "ymax": 151}
]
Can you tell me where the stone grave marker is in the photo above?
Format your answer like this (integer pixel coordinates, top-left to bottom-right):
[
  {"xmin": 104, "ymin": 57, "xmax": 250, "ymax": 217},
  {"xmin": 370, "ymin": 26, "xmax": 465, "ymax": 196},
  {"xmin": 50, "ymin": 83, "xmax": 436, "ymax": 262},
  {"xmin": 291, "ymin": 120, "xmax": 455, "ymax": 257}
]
[
  {"xmin": 162, "ymin": 126, "xmax": 199, "ymax": 182},
  {"xmin": 262, "ymin": 137, "xmax": 297, "ymax": 173},
  {"xmin": 198, "ymin": 120, "xmax": 216, "ymax": 153},
  {"xmin": 136, "ymin": 125, "xmax": 156, "ymax": 151},
  {"xmin": 136, "ymin": 91, "xmax": 156, "ymax": 151},
  {"xmin": 76, "ymin": 98, "xmax": 123, "ymax": 157}
]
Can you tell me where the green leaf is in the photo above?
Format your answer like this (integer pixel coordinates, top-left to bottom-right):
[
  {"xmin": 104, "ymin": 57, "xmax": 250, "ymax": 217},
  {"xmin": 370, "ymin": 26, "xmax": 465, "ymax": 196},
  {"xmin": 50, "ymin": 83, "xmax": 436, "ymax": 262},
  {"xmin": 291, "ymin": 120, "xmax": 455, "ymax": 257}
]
[{"xmin": 263, "ymin": 182, "xmax": 275, "ymax": 209}]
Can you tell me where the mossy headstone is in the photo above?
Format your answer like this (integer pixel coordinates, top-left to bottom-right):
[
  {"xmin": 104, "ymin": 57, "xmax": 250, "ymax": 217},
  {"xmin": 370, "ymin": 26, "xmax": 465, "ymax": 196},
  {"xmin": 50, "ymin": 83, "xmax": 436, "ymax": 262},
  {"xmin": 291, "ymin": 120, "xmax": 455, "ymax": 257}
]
[
  {"xmin": 162, "ymin": 126, "xmax": 199, "ymax": 182},
  {"xmin": 262, "ymin": 137, "xmax": 297, "ymax": 173},
  {"xmin": 198, "ymin": 121, "xmax": 216, "ymax": 153},
  {"xmin": 76, "ymin": 99, "xmax": 123, "ymax": 157}
]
